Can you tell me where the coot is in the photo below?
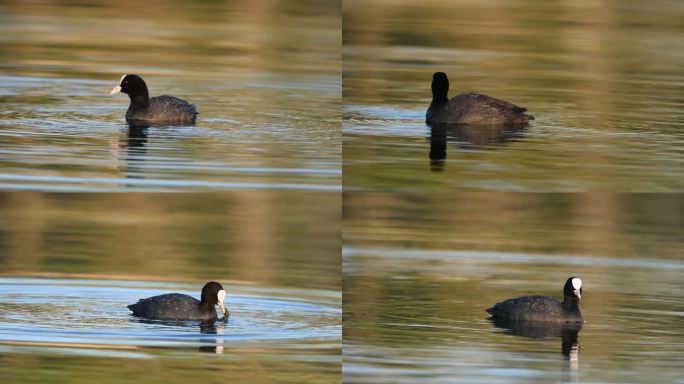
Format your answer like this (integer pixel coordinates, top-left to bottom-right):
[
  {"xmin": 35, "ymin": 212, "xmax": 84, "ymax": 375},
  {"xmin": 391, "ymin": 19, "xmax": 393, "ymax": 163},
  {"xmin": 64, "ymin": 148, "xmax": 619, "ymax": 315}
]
[
  {"xmin": 426, "ymin": 72, "xmax": 533, "ymax": 125},
  {"xmin": 486, "ymin": 277, "xmax": 583, "ymax": 323},
  {"xmin": 128, "ymin": 281, "xmax": 228, "ymax": 321},
  {"xmin": 111, "ymin": 74, "xmax": 198, "ymax": 125}
]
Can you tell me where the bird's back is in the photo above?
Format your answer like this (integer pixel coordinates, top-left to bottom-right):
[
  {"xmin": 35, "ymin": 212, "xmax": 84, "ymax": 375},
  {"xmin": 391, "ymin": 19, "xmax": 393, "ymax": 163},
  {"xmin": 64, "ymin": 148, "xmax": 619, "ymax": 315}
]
[
  {"xmin": 128, "ymin": 293, "xmax": 214, "ymax": 320},
  {"xmin": 487, "ymin": 295, "xmax": 566, "ymax": 322},
  {"xmin": 126, "ymin": 95, "xmax": 197, "ymax": 125},
  {"xmin": 428, "ymin": 93, "xmax": 533, "ymax": 125}
]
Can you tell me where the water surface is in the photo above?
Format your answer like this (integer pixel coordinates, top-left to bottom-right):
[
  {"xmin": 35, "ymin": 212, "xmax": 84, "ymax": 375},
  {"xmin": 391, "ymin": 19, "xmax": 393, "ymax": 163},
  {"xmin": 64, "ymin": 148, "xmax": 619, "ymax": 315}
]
[
  {"xmin": 0, "ymin": 191, "xmax": 340, "ymax": 383},
  {"xmin": 343, "ymin": 193, "xmax": 684, "ymax": 383},
  {"xmin": 343, "ymin": 0, "xmax": 683, "ymax": 191},
  {"xmin": 0, "ymin": 1, "xmax": 341, "ymax": 192},
  {"xmin": 0, "ymin": 278, "xmax": 340, "ymax": 383}
]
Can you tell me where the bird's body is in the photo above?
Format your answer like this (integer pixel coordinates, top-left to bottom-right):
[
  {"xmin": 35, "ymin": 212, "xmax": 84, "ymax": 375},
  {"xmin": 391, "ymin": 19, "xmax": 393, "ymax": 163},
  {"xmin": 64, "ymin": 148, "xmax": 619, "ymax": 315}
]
[
  {"xmin": 428, "ymin": 92, "xmax": 533, "ymax": 125},
  {"xmin": 128, "ymin": 293, "xmax": 216, "ymax": 321},
  {"xmin": 486, "ymin": 295, "xmax": 582, "ymax": 323},
  {"xmin": 111, "ymin": 74, "xmax": 197, "ymax": 125},
  {"xmin": 486, "ymin": 277, "xmax": 584, "ymax": 324},
  {"xmin": 127, "ymin": 281, "xmax": 228, "ymax": 321},
  {"xmin": 426, "ymin": 72, "xmax": 533, "ymax": 125},
  {"xmin": 126, "ymin": 95, "xmax": 197, "ymax": 125}
]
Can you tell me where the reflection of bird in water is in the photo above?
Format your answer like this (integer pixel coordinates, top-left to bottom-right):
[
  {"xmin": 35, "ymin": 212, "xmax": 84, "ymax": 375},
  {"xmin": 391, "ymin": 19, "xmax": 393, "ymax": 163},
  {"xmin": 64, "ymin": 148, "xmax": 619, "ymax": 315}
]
[
  {"xmin": 490, "ymin": 318, "xmax": 582, "ymax": 359},
  {"xmin": 131, "ymin": 318, "xmax": 226, "ymax": 354},
  {"xmin": 199, "ymin": 319, "xmax": 225, "ymax": 354},
  {"xmin": 126, "ymin": 125, "xmax": 149, "ymax": 149},
  {"xmin": 115, "ymin": 125, "xmax": 149, "ymax": 182},
  {"xmin": 428, "ymin": 125, "xmax": 447, "ymax": 172},
  {"xmin": 426, "ymin": 71, "xmax": 532, "ymax": 172},
  {"xmin": 427, "ymin": 123, "xmax": 527, "ymax": 172},
  {"xmin": 426, "ymin": 72, "xmax": 534, "ymax": 125},
  {"xmin": 487, "ymin": 277, "xmax": 584, "ymax": 365}
]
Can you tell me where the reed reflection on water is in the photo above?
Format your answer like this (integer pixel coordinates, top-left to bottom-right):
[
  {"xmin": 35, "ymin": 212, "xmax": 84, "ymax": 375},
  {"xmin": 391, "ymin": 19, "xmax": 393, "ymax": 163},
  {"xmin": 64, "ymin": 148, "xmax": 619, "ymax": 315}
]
[{"xmin": 0, "ymin": 191, "xmax": 340, "ymax": 291}]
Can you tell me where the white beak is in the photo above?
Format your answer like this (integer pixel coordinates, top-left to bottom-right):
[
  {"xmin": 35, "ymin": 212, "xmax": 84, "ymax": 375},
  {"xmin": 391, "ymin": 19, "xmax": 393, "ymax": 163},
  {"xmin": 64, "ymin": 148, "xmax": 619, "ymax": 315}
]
[
  {"xmin": 217, "ymin": 289, "xmax": 227, "ymax": 317},
  {"xmin": 110, "ymin": 85, "xmax": 121, "ymax": 94},
  {"xmin": 574, "ymin": 289, "xmax": 581, "ymax": 299}
]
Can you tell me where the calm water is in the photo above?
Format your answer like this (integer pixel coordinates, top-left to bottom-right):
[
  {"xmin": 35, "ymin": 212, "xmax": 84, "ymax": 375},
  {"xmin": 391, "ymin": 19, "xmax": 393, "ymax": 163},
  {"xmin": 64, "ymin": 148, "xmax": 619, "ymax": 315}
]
[
  {"xmin": 343, "ymin": 0, "xmax": 683, "ymax": 191},
  {"xmin": 343, "ymin": 193, "xmax": 684, "ymax": 383},
  {"xmin": 0, "ymin": 191, "xmax": 340, "ymax": 383},
  {"xmin": 0, "ymin": 1, "xmax": 340, "ymax": 192}
]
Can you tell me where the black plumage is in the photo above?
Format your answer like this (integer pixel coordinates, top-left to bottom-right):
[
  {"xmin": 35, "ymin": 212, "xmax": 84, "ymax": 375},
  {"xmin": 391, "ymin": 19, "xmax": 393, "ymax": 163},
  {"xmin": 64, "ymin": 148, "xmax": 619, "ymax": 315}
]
[
  {"xmin": 486, "ymin": 277, "xmax": 583, "ymax": 323},
  {"xmin": 426, "ymin": 72, "xmax": 533, "ymax": 125},
  {"xmin": 111, "ymin": 74, "xmax": 197, "ymax": 125},
  {"xmin": 128, "ymin": 281, "xmax": 227, "ymax": 321}
]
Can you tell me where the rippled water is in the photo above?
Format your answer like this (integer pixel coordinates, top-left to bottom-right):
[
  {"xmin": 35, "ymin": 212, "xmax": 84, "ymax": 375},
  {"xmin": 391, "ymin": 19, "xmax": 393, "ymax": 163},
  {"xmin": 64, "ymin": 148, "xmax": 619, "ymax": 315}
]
[
  {"xmin": 0, "ymin": 278, "xmax": 340, "ymax": 382},
  {"xmin": 0, "ymin": 191, "xmax": 340, "ymax": 383},
  {"xmin": 0, "ymin": 278, "xmax": 340, "ymax": 346},
  {"xmin": 343, "ymin": 193, "xmax": 684, "ymax": 383},
  {"xmin": 343, "ymin": 0, "xmax": 683, "ymax": 191},
  {"xmin": 0, "ymin": 1, "xmax": 340, "ymax": 192}
]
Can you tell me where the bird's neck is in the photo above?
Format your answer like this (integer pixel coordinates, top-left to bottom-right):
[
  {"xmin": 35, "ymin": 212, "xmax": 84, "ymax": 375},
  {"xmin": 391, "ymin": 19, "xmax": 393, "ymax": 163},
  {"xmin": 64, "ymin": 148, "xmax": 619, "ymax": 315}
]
[
  {"xmin": 430, "ymin": 89, "xmax": 449, "ymax": 109},
  {"xmin": 129, "ymin": 91, "xmax": 150, "ymax": 108},
  {"xmin": 562, "ymin": 296, "xmax": 580, "ymax": 311}
]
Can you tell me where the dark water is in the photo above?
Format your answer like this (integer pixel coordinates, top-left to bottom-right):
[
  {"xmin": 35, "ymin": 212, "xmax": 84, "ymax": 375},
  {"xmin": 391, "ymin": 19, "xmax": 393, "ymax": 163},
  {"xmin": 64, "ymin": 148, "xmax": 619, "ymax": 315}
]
[
  {"xmin": 0, "ymin": 1, "xmax": 340, "ymax": 192},
  {"xmin": 343, "ymin": 193, "xmax": 684, "ymax": 383},
  {"xmin": 343, "ymin": 0, "xmax": 683, "ymax": 191}
]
